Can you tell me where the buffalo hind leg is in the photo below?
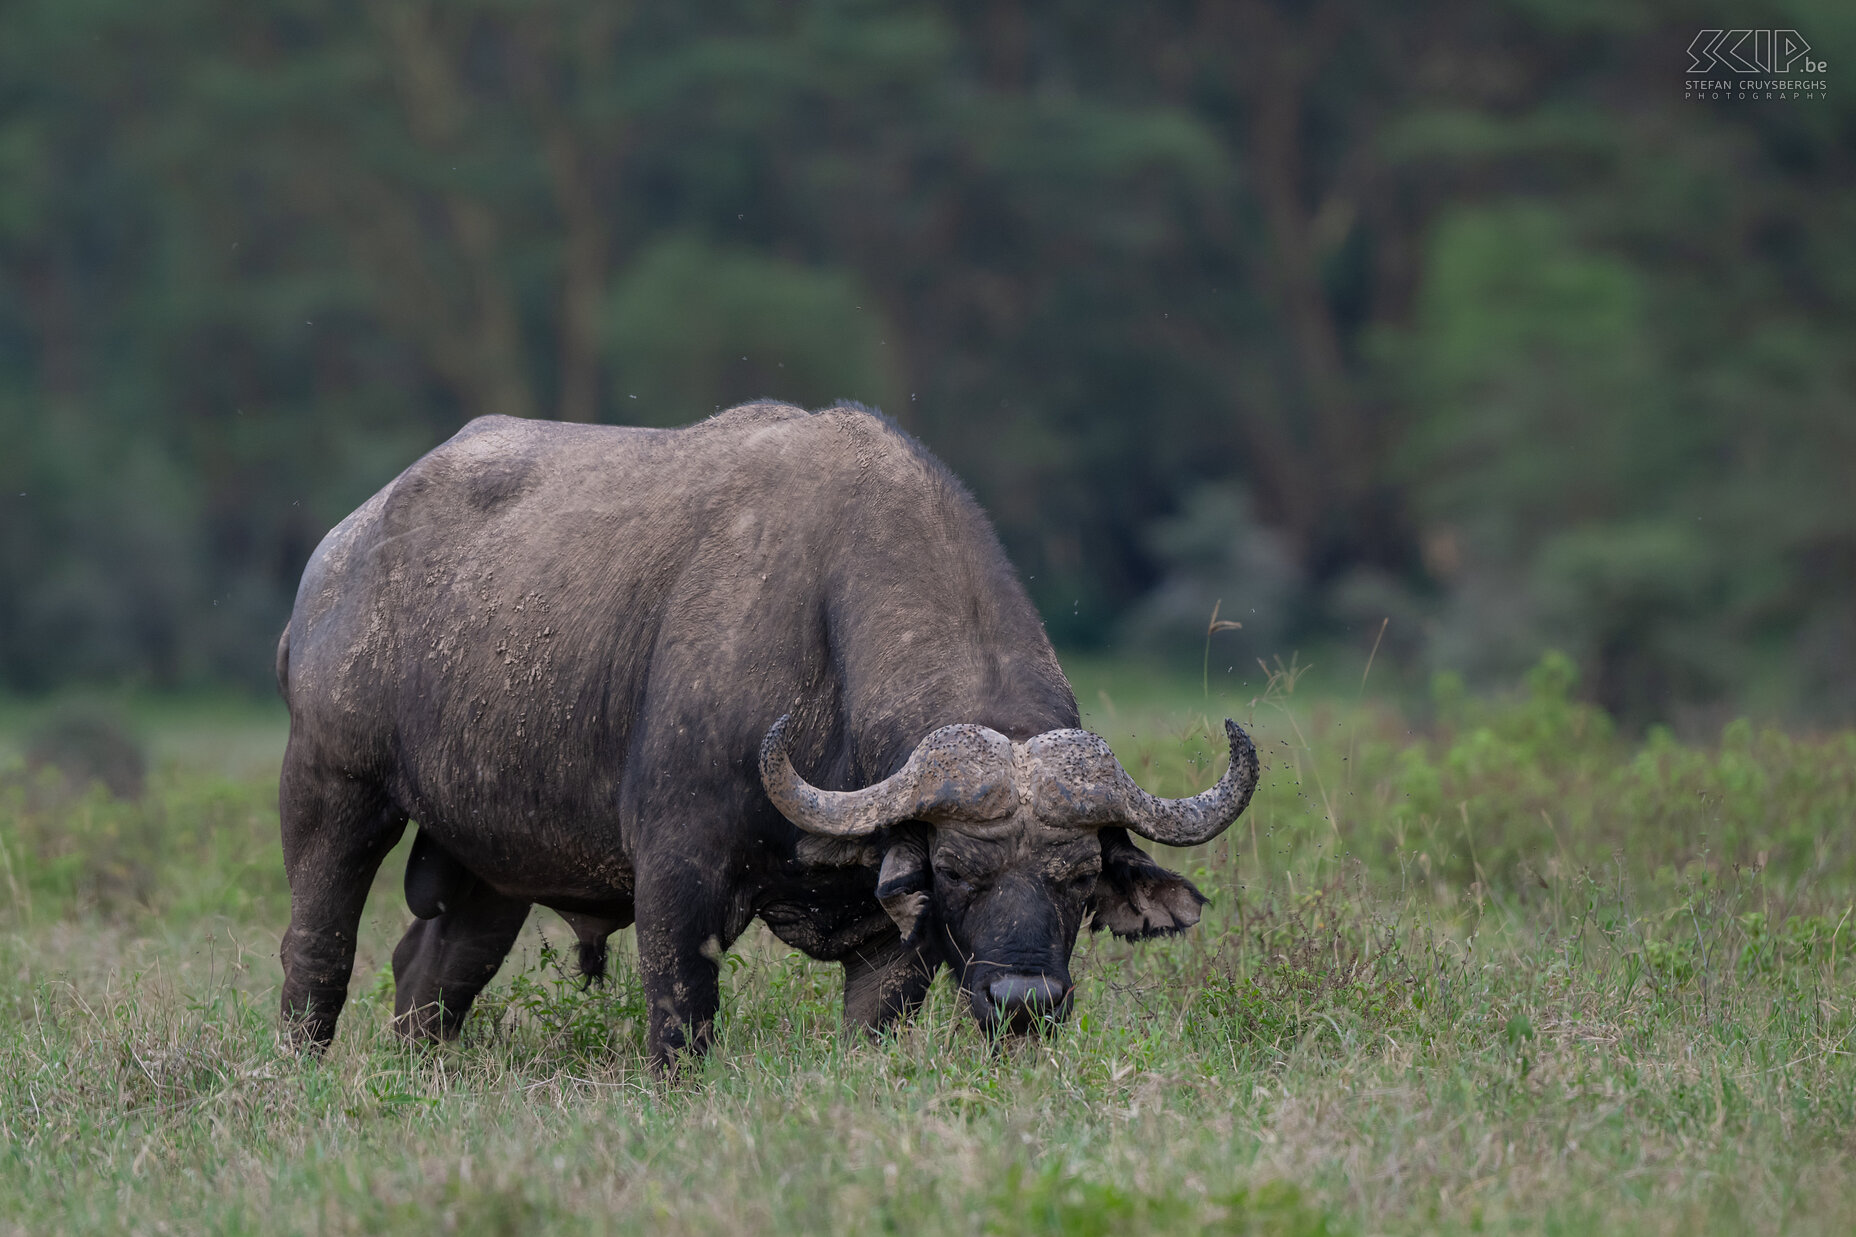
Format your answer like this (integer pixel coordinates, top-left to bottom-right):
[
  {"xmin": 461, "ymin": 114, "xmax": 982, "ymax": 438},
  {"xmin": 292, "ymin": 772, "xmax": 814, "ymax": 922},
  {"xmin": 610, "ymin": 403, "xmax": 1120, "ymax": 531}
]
[
  {"xmin": 843, "ymin": 936, "xmax": 940, "ymax": 1034},
  {"xmin": 278, "ymin": 754, "xmax": 407, "ymax": 1050},
  {"xmin": 392, "ymin": 884, "xmax": 531, "ymax": 1041}
]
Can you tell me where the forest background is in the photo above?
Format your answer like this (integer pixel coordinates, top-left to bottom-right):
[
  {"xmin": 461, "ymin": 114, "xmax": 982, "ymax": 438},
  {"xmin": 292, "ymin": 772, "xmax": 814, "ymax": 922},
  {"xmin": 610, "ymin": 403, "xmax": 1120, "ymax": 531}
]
[{"xmin": 2, "ymin": 0, "xmax": 1851, "ymax": 727}]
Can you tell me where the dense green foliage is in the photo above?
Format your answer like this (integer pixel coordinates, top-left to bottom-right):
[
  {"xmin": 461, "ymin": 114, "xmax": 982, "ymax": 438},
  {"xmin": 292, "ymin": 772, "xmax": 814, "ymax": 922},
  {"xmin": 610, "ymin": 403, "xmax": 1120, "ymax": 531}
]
[
  {"xmin": 0, "ymin": 1, "xmax": 1851, "ymax": 718},
  {"xmin": 7, "ymin": 663, "xmax": 1856, "ymax": 1231}
]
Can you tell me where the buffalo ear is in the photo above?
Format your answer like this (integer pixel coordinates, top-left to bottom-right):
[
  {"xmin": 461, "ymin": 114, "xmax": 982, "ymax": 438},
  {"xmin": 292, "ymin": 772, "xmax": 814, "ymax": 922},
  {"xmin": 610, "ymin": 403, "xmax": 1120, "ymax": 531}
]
[
  {"xmin": 876, "ymin": 827, "xmax": 933, "ymax": 948},
  {"xmin": 1088, "ymin": 828, "xmax": 1208, "ymax": 940}
]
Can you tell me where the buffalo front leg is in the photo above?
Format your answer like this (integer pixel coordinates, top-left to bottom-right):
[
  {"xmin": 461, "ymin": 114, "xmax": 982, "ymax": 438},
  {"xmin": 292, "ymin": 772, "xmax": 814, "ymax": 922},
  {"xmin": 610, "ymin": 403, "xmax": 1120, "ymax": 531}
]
[
  {"xmin": 391, "ymin": 883, "xmax": 531, "ymax": 1042},
  {"xmin": 634, "ymin": 861, "xmax": 746, "ymax": 1075},
  {"xmin": 278, "ymin": 752, "xmax": 407, "ymax": 1050},
  {"xmin": 843, "ymin": 935, "xmax": 940, "ymax": 1034}
]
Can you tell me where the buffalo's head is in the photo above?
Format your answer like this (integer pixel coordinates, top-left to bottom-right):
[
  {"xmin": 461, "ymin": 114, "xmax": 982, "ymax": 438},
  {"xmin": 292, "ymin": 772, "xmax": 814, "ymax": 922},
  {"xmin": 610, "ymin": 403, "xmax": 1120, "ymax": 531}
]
[{"xmin": 760, "ymin": 716, "xmax": 1259, "ymax": 1034}]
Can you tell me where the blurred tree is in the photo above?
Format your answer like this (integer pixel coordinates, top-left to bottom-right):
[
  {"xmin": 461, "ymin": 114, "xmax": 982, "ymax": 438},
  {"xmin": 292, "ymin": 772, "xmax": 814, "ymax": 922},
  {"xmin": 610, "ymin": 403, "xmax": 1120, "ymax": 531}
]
[
  {"xmin": 0, "ymin": 0, "xmax": 1849, "ymax": 723},
  {"xmin": 608, "ymin": 236, "xmax": 898, "ymax": 418}
]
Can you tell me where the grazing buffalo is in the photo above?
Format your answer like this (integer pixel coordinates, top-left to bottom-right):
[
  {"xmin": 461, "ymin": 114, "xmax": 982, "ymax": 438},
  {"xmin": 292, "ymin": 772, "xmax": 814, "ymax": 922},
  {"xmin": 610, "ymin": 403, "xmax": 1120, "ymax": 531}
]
[{"xmin": 276, "ymin": 402, "xmax": 1258, "ymax": 1070}]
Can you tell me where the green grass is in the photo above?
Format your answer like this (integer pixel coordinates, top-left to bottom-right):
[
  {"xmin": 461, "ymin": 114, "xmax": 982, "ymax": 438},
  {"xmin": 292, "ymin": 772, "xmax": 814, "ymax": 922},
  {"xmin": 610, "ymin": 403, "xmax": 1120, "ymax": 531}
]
[{"xmin": 5, "ymin": 654, "xmax": 1856, "ymax": 1234}]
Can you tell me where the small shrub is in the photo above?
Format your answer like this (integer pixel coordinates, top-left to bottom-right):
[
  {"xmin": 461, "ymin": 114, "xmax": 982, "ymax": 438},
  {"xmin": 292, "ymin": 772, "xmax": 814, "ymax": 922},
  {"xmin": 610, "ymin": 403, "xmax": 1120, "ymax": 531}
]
[
  {"xmin": 23, "ymin": 705, "xmax": 147, "ymax": 800},
  {"xmin": 470, "ymin": 933, "xmax": 650, "ymax": 1061}
]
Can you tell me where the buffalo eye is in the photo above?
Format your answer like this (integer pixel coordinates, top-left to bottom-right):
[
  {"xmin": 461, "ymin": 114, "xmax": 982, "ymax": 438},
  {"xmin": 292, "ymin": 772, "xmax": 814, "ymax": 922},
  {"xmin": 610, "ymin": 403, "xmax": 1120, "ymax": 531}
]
[
  {"xmin": 1067, "ymin": 869, "xmax": 1100, "ymax": 897},
  {"xmin": 938, "ymin": 865, "xmax": 973, "ymax": 892}
]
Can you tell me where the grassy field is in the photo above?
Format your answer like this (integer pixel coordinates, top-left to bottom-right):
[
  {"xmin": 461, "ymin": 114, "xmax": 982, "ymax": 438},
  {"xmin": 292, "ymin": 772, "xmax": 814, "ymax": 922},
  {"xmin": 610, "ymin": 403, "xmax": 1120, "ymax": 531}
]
[{"xmin": 5, "ymin": 654, "xmax": 1856, "ymax": 1234}]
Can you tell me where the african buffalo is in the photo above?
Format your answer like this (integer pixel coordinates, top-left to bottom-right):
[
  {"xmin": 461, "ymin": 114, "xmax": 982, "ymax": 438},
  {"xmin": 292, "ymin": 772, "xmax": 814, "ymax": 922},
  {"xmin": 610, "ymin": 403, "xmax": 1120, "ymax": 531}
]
[{"xmin": 276, "ymin": 401, "xmax": 1258, "ymax": 1070}]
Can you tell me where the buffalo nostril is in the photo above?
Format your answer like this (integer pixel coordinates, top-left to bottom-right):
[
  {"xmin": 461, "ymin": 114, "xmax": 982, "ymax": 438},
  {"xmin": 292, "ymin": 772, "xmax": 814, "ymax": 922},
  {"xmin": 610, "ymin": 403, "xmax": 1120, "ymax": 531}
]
[{"xmin": 987, "ymin": 974, "xmax": 1065, "ymax": 1016}]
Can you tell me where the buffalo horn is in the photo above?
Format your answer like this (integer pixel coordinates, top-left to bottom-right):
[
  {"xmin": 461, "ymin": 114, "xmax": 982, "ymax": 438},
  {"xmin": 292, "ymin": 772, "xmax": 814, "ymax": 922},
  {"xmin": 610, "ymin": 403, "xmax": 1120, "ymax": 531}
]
[
  {"xmin": 1026, "ymin": 719, "xmax": 1259, "ymax": 847},
  {"xmin": 759, "ymin": 714, "xmax": 1016, "ymax": 837}
]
